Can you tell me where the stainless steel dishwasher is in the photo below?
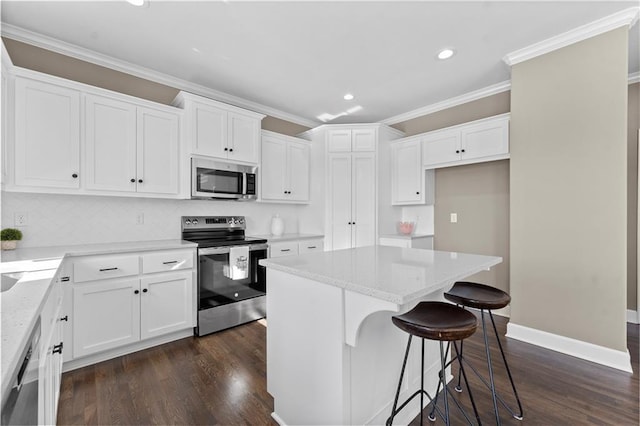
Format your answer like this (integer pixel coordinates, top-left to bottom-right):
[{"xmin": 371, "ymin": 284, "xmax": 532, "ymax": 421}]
[{"xmin": 1, "ymin": 318, "xmax": 41, "ymax": 425}]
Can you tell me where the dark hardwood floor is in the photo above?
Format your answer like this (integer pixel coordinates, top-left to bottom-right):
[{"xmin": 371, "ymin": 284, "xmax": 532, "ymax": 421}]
[{"xmin": 58, "ymin": 316, "xmax": 639, "ymax": 425}]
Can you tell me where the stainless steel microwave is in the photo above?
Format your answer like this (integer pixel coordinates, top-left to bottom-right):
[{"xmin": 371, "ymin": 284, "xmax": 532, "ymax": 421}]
[{"xmin": 191, "ymin": 158, "xmax": 257, "ymax": 200}]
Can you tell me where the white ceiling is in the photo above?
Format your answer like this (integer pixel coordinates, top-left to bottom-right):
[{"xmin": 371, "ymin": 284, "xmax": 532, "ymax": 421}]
[{"xmin": 1, "ymin": 1, "xmax": 639, "ymax": 126}]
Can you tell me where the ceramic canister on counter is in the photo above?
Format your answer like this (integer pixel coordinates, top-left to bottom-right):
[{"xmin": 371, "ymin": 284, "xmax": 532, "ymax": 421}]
[{"xmin": 270, "ymin": 214, "xmax": 284, "ymax": 236}]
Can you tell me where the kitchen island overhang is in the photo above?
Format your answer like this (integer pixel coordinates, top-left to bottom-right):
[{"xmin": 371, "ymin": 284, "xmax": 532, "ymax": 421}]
[{"xmin": 260, "ymin": 245, "xmax": 502, "ymax": 426}]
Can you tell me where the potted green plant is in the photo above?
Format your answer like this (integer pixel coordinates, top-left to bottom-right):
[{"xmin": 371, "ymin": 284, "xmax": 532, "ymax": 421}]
[{"xmin": 1, "ymin": 228, "xmax": 23, "ymax": 250}]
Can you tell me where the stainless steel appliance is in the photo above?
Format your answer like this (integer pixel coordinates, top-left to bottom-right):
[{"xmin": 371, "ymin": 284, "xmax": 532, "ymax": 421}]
[
  {"xmin": 1, "ymin": 318, "xmax": 41, "ymax": 426},
  {"xmin": 181, "ymin": 216, "xmax": 268, "ymax": 336},
  {"xmin": 191, "ymin": 158, "xmax": 257, "ymax": 200}
]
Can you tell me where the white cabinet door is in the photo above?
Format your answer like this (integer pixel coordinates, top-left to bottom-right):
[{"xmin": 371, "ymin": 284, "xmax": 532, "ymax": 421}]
[
  {"xmin": 327, "ymin": 129, "xmax": 352, "ymax": 152},
  {"xmin": 73, "ymin": 278, "xmax": 140, "ymax": 358},
  {"xmin": 137, "ymin": 107, "xmax": 180, "ymax": 195},
  {"xmin": 352, "ymin": 153, "xmax": 376, "ymax": 248},
  {"xmin": 287, "ymin": 141, "xmax": 310, "ymax": 202},
  {"xmin": 84, "ymin": 94, "xmax": 137, "ymax": 192},
  {"xmin": 228, "ymin": 112, "xmax": 260, "ymax": 163},
  {"xmin": 193, "ymin": 101, "xmax": 227, "ymax": 158},
  {"xmin": 14, "ymin": 77, "xmax": 80, "ymax": 188},
  {"xmin": 140, "ymin": 271, "xmax": 193, "ymax": 340},
  {"xmin": 422, "ymin": 128, "xmax": 461, "ymax": 167},
  {"xmin": 461, "ymin": 117, "xmax": 509, "ymax": 161},
  {"xmin": 392, "ymin": 137, "xmax": 423, "ymax": 205},
  {"xmin": 328, "ymin": 154, "xmax": 353, "ymax": 250},
  {"xmin": 352, "ymin": 128, "xmax": 376, "ymax": 152},
  {"xmin": 261, "ymin": 135, "xmax": 288, "ymax": 200}
]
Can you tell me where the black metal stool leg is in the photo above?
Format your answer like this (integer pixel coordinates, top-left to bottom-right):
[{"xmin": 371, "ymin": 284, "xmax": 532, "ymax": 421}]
[
  {"xmin": 453, "ymin": 341, "xmax": 482, "ymax": 426},
  {"xmin": 488, "ymin": 311, "xmax": 524, "ymax": 420},
  {"xmin": 439, "ymin": 341, "xmax": 451, "ymax": 426},
  {"xmin": 455, "ymin": 340, "xmax": 464, "ymax": 392},
  {"xmin": 481, "ymin": 309, "xmax": 501, "ymax": 426},
  {"xmin": 427, "ymin": 341, "xmax": 450, "ymax": 422},
  {"xmin": 387, "ymin": 335, "xmax": 413, "ymax": 426}
]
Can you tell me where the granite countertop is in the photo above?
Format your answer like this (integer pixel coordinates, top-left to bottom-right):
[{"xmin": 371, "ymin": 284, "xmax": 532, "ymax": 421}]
[
  {"xmin": 249, "ymin": 233, "xmax": 324, "ymax": 242},
  {"xmin": 0, "ymin": 239, "xmax": 197, "ymax": 401},
  {"xmin": 260, "ymin": 245, "xmax": 501, "ymax": 305},
  {"xmin": 379, "ymin": 233, "xmax": 435, "ymax": 240}
]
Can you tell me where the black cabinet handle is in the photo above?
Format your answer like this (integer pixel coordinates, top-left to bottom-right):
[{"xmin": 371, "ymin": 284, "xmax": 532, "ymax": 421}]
[
  {"xmin": 229, "ymin": 148, "xmax": 233, "ymax": 152},
  {"xmin": 456, "ymin": 150, "xmax": 460, "ymax": 154},
  {"xmin": 99, "ymin": 267, "xmax": 118, "ymax": 272},
  {"xmin": 224, "ymin": 147, "xmax": 228, "ymax": 151},
  {"xmin": 130, "ymin": 178, "xmax": 135, "ymax": 183},
  {"xmin": 281, "ymin": 249, "xmax": 291, "ymax": 252},
  {"xmin": 461, "ymin": 149, "xmax": 465, "ymax": 153},
  {"xmin": 162, "ymin": 261, "xmax": 178, "ymax": 265},
  {"xmin": 307, "ymin": 246, "xmax": 317, "ymax": 249},
  {"xmin": 59, "ymin": 315, "xmax": 68, "ymax": 322},
  {"xmin": 348, "ymin": 222, "xmax": 352, "ymax": 225},
  {"xmin": 142, "ymin": 288, "xmax": 148, "ymax": 293},
  {"xmin": 53, "ymin": 342, "xmax": 63, "ymax": 355},
  {"xmin": 72, "ymin": 173, "xmax": 78, "ymax": 178},
  {"xmin": 416, "ymin": 191, "xmax": 420, "ymax": 195},
  {"xmin": 134, "ymin": 290, "xmax": 140, "ymax": 294},
  {"xmin": 138, "ymin": 179, "xmax": 143, "ymax": 183},
  {"xmin": 352, "ymin": 222, "xmax": 356, "ymax": 225}
]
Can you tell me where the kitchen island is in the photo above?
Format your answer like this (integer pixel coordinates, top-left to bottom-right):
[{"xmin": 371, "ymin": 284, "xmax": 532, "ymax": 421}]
[{"xmin": 260, "ymin": 245, "xmax": 501, "ymax": 426}]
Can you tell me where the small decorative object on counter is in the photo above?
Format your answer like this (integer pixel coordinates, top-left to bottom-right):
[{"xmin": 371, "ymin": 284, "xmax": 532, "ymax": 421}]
[
  {"xmin": 1, "ymin": 228, "xmax": 23, "ymax": 250},
  {"xmin": 271, "ymin": 214, "xmax": 284, "ymax": 236},
  {"xmin": 397, "ymin": 221, "xmax": 415, "ymax": 236}
]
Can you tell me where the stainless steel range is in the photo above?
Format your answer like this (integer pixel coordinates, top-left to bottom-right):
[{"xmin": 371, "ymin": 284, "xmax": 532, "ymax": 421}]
[{"xmin": 181, "ymin": 216, "xmax": 268, "ymax": 336}]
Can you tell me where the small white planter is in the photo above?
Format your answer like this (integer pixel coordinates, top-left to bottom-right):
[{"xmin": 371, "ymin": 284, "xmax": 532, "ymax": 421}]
[{"xmin": 1, "ymin": 240, "xmax": 18, "ymax": 250}]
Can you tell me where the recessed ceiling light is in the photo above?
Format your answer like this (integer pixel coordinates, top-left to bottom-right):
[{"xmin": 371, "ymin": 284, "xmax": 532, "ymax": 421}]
[
  {"xmin": 126, "ymin": 0, "xmax": 145, "ymax": 6},
  {"xmin": 437, "ymin": 48, "xmax": 455, "ymax": 60},
  {"xmin": 343, "ymin": 93, "xmax": 354, "ymax": 101}
]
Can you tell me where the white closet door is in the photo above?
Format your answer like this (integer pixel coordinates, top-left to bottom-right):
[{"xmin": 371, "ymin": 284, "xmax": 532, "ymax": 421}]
[
  {"xmin": 352, "ymin": 153, "xmax": 376, "ymax": 248},
  {"xmin": 327, "ymin": 154, "xmax": 352, "ymax": 250}
]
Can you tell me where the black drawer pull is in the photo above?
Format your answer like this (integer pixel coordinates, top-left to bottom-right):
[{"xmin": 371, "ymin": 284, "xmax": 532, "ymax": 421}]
[
  {"xmin": 162, "ymin": 261, "xmax": 178, "ymax": 265},
  {"xmin": 142, "ymin": 288, "xmax": 148, "ymax": 293},
  {"xmin": 281, "ymin": 249, "xmax": 291, "ymax": 252},
  {"xmin": 134, "ymin": 290, "xmax": 140, "ymax": 294},
  {"xmin": 53, "ymin": 342, "xmax": 63, "ymax": 355},
  {"xmin": 60, "ymin": 276, "xmax": 70, "ymax": 282},
  {"xmin": 307, "ymin": 246, "xmax": 317, "ymax": 249},
  {"xmin": 59, "ymin": 315, "xmax": 68, "ymax": 322},
  {"xmin": 99, "ymin": 267, "xmax": 118, "ymax": 272}
]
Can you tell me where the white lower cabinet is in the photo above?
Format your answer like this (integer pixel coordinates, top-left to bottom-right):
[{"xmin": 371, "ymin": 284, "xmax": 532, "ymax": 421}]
[
  {"xmin": 268, "ymin": 238, "xmax": 324, "ymax": 258},
  {"xmin": 68, "ymin": 249, "xmax": 195, "ymax": 361}
]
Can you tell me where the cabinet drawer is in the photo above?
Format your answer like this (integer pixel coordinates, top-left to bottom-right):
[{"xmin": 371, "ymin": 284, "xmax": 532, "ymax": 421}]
[
  {"xmin": 142, "ymin": 249, "xmax": 194, "ymax": 274},
  {"xmin": 270, "ymin": 241, "xmax": 299, "ymax": 258},
  {"xmin": 298, "ymin": 239, "xmax": 324, "ymax": 253},
  {"xmin": 73, "ymin": 254, "xmax": 139, "ymax": 283}
]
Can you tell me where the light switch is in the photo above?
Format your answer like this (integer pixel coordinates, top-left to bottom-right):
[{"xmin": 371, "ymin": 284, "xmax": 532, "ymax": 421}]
[{"xmin": 450, "ymin": 213, "xmax": 457, "ymax": 223}]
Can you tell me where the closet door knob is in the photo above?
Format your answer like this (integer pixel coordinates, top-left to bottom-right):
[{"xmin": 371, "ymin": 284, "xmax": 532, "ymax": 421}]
[
  {"xmin": 72, "ymin": 173, "xmax": 78, "ymax": 178},
  {"xmin": 130, "ymin": 178, "xmax": 136, "ymax": 183}
]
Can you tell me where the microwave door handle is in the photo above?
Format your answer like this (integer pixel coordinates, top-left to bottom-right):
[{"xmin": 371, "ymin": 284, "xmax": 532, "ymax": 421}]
[{"xmin": 242, "ymin": 172, "xmax": 247, "ymax": 195}]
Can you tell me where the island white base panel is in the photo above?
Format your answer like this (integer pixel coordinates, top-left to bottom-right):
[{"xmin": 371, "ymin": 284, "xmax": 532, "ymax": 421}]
[{"xmin": 266, "ymin": 269, "xmax": 452, "ymax": 426}]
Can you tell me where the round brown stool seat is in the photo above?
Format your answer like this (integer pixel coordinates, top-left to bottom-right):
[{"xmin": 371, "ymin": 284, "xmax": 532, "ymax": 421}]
[
  {"xmin": 392, "ymin": 301, "xmax": 477, "ymax": 341},
  {"xmin": 386, "ymin": 301, "xmax": 481, "ymax": 426},
  {"xmin": 444, "ymin": 281, "xmax": 511, "ymax": 310}
]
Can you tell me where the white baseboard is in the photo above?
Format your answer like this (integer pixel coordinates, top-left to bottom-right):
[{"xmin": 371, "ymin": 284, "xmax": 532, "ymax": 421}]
[
  {"xmin": 627, "ymin": 309, "xmax": 639, "ymax": 324},
  {"xmin": 506, "ymin": 323, "xmax": 633, "ymax": 373}
]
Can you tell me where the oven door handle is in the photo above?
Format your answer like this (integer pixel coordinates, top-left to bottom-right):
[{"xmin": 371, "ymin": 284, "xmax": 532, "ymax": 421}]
[{"xmin": 199, "ymin": 243, "xmax": 268, "ymax": 256}]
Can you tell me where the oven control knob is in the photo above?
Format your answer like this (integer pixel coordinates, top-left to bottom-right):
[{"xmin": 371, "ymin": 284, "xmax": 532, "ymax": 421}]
[
  {"xmin": 239, "ymin": 218, "xmax": 245, "ymax": 224},
  {"xmin": 192, "ymin": 219, "xmax": 198, "ymax": 225},
  {"xmin": 185, "ymin": 219, "xmax": 191, "ymax": 225}
]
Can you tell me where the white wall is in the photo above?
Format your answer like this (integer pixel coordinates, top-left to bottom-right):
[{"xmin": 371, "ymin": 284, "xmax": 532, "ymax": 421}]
[{"xmin": 0, "ymin": 191, "xmax": 323, "ymax": 248}]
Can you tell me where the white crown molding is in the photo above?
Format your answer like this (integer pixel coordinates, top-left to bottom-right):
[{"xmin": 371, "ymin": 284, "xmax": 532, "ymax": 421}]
[
  {"xmin": 503, "ymin": 7, "xmax": 640, "ymax": 67},
  {"xmin": 1, "ymin": 39, "xmax": 14, "ymax": 73},
  {"xmin": 381, "ymin": 80, "xmax": 511, "ymax": 126},
  {"xmin": 506, "ymin": 322, "xmax": 633, "ymax": 373},
  {"xmin": 0, "ymin": 23, "xmax": 319, "ymax": 128},
  {"xmin": 629, "ymin": 72, "xmax": 640, "ymax": 85}
]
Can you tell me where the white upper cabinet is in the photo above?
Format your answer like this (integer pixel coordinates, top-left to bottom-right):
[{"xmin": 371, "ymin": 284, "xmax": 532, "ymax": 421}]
[
  {"xmin": 6, "ymin": 69, "xmax": 183, "ymax": 199},
  {"xmin": 260, "ymin": 130, "xmax": 310, "ymax": 203},
  {"xmin": 14, "ymin": 76, "xmax": 80, "ymax": 189},
  {"xmin": 173, "ymin": 91, "xmax": 265, "ymax": 164},
  {"xmin": 422, "ymin": 114, "xmax": 510, "ymax": 169},
  {"xmin": 84, "ymin": 94, "xmax": 180, "ymax": 196},
  {"xmin": 327, "ymin": 127, "xmax": 376, "ymax": 152},
  {"xmin": 391, "ymin": 136, "xmax": 424, "ymax": 205}
]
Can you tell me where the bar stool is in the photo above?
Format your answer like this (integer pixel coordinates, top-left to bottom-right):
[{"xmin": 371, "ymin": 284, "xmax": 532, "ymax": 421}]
[
  {"xmin": 386, "ymin": 301, "xmax": 482, "ymax": 426},
  {"xmin": 440, "ymin": 281, "xmax": 524, "ymax": 425}
]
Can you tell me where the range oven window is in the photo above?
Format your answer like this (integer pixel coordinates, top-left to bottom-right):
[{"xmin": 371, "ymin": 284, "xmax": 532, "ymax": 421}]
[
  {"xmin": 198, "ymin": 247, "xmax": 266, "ymax": 309},
  {"xmin": 197, "ymin": 168, "xmax": 243, "ymax": 194}
]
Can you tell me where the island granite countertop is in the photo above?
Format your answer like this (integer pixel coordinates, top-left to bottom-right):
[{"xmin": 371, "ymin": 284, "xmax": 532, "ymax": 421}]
[{"xmin": 259, "ymin": 245, "xmax": 502, "ymax": 305}]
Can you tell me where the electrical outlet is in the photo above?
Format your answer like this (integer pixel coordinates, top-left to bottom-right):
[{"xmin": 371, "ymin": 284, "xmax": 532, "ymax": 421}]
[
  {"xmin": 136, "ymin": 213, "xmax": 144, "ymax": 225},
  {"xmin": 14, "ymin": 212, "xmax": 28, "ymax": 226},
  {"xmin": 450, "ymin": 213, "xmax": 457, "ymax": 223}
]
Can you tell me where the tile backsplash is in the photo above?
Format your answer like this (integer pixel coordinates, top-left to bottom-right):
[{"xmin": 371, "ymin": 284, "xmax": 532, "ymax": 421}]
[{"xmin": 1, "ymin": 192, "xmax": 322, "ymax": 248}]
